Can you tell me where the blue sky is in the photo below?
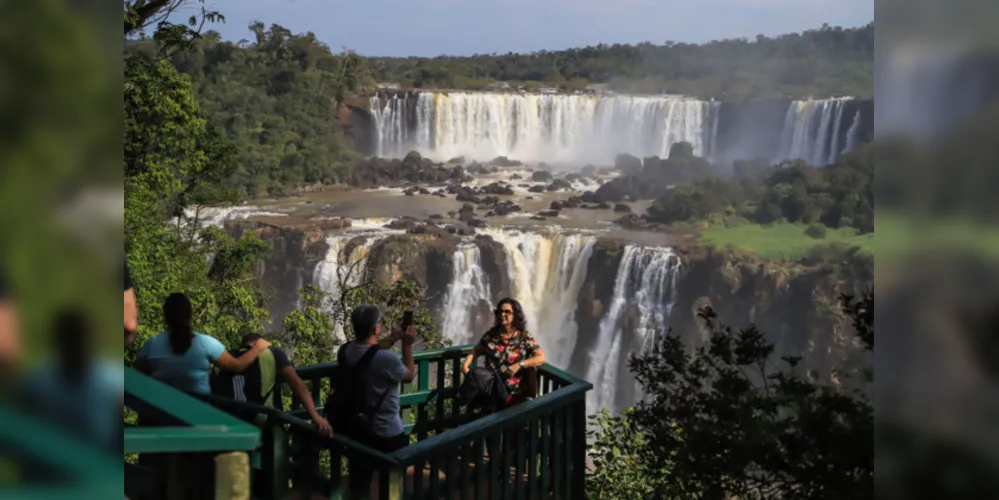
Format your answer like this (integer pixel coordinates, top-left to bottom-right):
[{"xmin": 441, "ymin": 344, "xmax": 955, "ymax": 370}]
[{"xmin": 180, "ymin": 0, "xmax": 873, "ymax": 57}]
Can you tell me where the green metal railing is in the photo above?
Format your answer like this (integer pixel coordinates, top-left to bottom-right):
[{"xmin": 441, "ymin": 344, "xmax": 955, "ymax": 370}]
[
  {"xmin": 0, "ymin": 405, "xmax": 121, "ymax": 498},
  {"xmin": 265, "ymin": 344, "xmax": 593, "ymax": 500},
  {"xmin": 124, "ymin": 368, "xmax": 262, "ymax": 500}
]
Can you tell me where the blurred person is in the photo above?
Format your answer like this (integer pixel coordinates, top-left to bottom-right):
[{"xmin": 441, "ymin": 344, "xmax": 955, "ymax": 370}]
[
  {"xmin": 212, "ymin": 333, "xmax": 332, "ymax": 437},
  {"xmin": 462, "ymin": 298, "xmax": 545, "ymax": 407},
  {"xmin": 133, "ymin": 293, "xmax": 270, "ymax": 395},
  {"xmin": 0, "ymin": 266, "xmax": 21, "ymax": 368},
  {"xmin": 124, "ymin": 258, "xmax": 137, "ymax": 347},
  {"xmin": 327, "ymin": 304, "xmax": 416, "ymax": 496},
  {"xmin": 20, "ymin": 309, "xmax": 122, "ymax": 454}
]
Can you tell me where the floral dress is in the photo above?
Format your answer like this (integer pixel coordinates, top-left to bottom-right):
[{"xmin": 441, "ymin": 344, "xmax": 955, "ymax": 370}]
[{"xmin": 477, "ymin": 329, "xmax": 541, "ymax": 394}]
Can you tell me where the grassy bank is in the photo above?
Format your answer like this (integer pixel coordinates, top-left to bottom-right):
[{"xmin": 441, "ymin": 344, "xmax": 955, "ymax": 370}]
[{"xmin": 695, "ymin": 222, "xmax": 873, "ymax": 260}]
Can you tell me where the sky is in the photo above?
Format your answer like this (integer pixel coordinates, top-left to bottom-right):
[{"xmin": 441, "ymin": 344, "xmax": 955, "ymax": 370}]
[{"xmin": 179, "ymin": 0, "xmax": 873, "ymax": 57}]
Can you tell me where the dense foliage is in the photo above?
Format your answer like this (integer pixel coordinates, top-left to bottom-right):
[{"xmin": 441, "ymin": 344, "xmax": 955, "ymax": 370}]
[
  {"xmin": 589, "ymin": 292, "xmax": 874, "ymax": 499},
  {"xmin": 366, "ymin": 23, "xmax": 873, "ymax": 99},
  {"xmin": 123, "ymin": 3, "xmax": 441, "ymax": 366},
  {"xmin": 128, "ymin": 22, "xmax": 372, "ymax": 199},
  {"xmin": 628, "ymin": 143, "xmax": 874, "ymax": 234}
]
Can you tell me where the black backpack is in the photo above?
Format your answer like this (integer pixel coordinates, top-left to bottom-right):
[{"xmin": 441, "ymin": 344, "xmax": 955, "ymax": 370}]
[
  {"xmin": 325, "ymin": 343, "xmax": 389, "ymax": 437},
  {"xmin": 210, "ymin": 346, "xmax": 278, "ymax": 407}
]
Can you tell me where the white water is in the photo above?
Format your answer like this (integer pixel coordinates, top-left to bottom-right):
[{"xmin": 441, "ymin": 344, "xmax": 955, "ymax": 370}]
[
  {"xmin": 308, "ymin": 219, "xmax": 682, "ymax": 416},
  {"xmin": 440, "ymin": 244, "xmax": 494, "ymax": 345},
  {"xmin": 479, "ymin": 229, "xmax": 598, "ymax": 370},
  {"xmin": 371, "ymin": 91, "xmax": 866, "ymax": 167},
  {"xmin": 586, "ymin": 246, "xmax": 681, "ymax": 415},
  {"xmin": 313, "ymin": 230, "xmax": 394, "ymax": 341},
  {"xmin": 777, "ymin": 97, "xmax": 859, "ymax": 166},
  {"xmin": 373, "ymin": 91, "xmax": 720, "ymax": 164}
]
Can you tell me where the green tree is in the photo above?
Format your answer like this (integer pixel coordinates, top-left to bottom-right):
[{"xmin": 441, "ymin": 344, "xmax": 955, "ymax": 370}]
[{"xmin": 588, "ymin": 291, "xmax": 873, "ymax": 499}]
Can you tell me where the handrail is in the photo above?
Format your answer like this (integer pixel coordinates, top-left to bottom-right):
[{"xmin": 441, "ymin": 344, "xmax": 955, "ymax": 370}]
[
  {"xmin": 194, "ymin": 392, "xmax": 400, "ymax": 465},
  {"xmin": 293, "ymin": 344, "xmax": 475, "ymax": 380},
  {"xmin": 124, "ymin": 368, "xmax": 261, "ymax": 453},
  {"xmin": 393, "ymin": 377, "xmax": 590, "ymax": 464}
]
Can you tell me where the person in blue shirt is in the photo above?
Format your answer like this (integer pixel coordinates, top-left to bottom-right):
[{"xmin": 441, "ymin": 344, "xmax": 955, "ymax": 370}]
[{"xmin": 135, "ymin": 293, "xmax": 270, "ymax": 395}]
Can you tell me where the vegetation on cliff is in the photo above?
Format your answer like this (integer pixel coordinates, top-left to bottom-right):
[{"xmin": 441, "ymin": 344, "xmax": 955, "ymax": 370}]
[
  {"xmin": 367, "ymin": 23, "xmax": 873, "ymax": 100},
  {"xmin": 123, "ymin": 2, "xmax": 439, "ymax": 366},
  {"xmin": 589, "ymin": 292, "xmax": 873, "ymax": 499},
  {"xmin": 128, "ymin": 22, "xmax": 372, "ymax": 199}
]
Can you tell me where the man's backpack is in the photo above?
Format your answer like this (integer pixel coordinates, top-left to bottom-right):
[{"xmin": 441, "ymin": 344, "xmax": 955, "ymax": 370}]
[
  {"xmin": 324, "ymin": 343, "xmax": 388, "ymax": 437},
  {"xmin": 210, "ymin": 346, "xmax": 278, "ymax": 407}
]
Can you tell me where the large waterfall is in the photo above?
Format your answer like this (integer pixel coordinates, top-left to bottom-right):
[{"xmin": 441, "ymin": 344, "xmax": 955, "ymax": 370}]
[
  {"xmin": 312, "ymin": 224, "xmax": 681, "ymax": 416},
  {"xmin": 371, "ymin": 91, "xmax": 720, "ymax": 164},
  {"xmin": 370, "ymin": 91, "xmax": 868, "ymax": 166}
]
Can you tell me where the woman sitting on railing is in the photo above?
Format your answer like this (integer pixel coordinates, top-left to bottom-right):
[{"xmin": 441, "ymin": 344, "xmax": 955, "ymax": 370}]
[
  {"xmin": 461, "ymin": 297, "xmax": 546, "ymax": 407},
  {"xmin": 133, "ymin": 293, "xmax": 271, "ymax": 395}
]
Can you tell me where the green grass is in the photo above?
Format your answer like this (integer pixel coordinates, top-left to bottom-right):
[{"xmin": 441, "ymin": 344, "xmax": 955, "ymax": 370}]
[{"xmin": 697, "ymin": 222, "xmax": 873, "ymax": 260}]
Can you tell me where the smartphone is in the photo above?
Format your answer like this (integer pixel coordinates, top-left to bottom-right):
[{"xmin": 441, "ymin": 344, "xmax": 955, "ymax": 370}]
[{"xmin": 401, "ymin": 310, "xmax": 414, "ymax": 330}]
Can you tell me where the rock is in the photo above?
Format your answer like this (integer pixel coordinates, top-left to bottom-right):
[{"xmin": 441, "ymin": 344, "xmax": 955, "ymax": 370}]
[
  {"xmin": 428, "ymin": 214, "xmax": 444, "ymax": 220},
  {"xmin": 531, "ymin": 215, "xmax": 547, "ymax": 221},
  {"xmin": 614, "ymin": 204, "xmax": 632, "ymax": 213},
  {"xmin": 510, "ymin": 174, "xmax": 522, "ymax": 180},
  {"xmin": 546, "ymin": 179, "xmax": 572, "ymax": 191},
  {"xmin": 467, "ymin": 218, "xmax": 487, "ymax": 228},
  {"xmin": 615, "ymin": 213, "xmax": 644, "ymax": 229},
  {"xmin": 482, "ymin": 182, "xmax": 515, "ymax": 196},
  {"xmin": 531, "ymin": 171, "xmax": 553, "ymax": 182},
  {"xmin": 550, "ymin": 201, "xmax": 565, "ymax": 210},
  {"xmin": 490, "ymin": 156, "xmax": 522, "ymax": 167},
  {"xmin": 528, "ymin": 185, "xmax": 546, "ymax": 193},
  {"xmin": 447, "ymin": 156, "xmax": 466, "ymax": 164},
  {"xmin": 614, "ymin": 154, "xmax": 643, "ymax": 175},
  {"xmin": 597, "ymin": 202, "xmax": 611, "ymax": 209},
  {"xmin": 539, "ymin": 210, "xmax": 560, "ymax": 217},
  {"xmin": 580, "ymin": 191, "xmax": 597, "ymax": 203}
]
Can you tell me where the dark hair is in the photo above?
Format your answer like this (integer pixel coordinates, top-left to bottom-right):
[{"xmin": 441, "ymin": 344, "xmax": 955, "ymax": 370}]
[
  {"xmin": 55, "ymin": 309, "xmax": 88, "ymax": 385},
  {"xmin": 492, "ymin": 297, "xmax": 527, "ymax": 334},
  {"xmin": 163, "ymin": 293, "xmax": 194, "ymax": 355},
  {"xmin": 351, "ymin": 304, "xmax": 381, "ymax": 342},
  {"xmin": 241, "ymin": 333, "xmax": 262, "ymax": 346}
]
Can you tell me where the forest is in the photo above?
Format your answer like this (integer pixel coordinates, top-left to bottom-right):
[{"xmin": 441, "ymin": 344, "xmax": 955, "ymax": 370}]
[
  {"xmin": 123, "ymin": 19, "xmax": 874, "ymax": 198},
  {"xmin": 365, "ymin": 23, "xmax": 874, "ymax": 99}
]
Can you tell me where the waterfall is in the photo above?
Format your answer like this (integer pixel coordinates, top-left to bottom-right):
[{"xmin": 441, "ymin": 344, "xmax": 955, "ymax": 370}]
[
  {"xmin": 372, "ymin": 91, "xmax": 720, "ymax": 164},
  {"xmin": 313, "ymin": 233, "xmax": 390, "ymax": 341},
  {"xmin": 370, "ymin": 93, "xmax": 411, "ymax": 157},
  {"xmin": 776, "ymin": 97, "xmax": 854, "ymax": 166},
  {"xmin": 440, "ymin": 244, "xmax": 494, "ymax": 346},
  {"xmin": 585, "ymin": 246, "xmax": 681, "ymax": 415},
  {"xmin": 478, "ymin": 229, "xmax": 597, "ymax": 369}
]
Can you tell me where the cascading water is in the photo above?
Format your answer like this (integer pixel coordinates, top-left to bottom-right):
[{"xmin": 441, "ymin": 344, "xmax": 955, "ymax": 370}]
[
  {"xmin": 777, "ymin": 97, "xmax": 856, "ymax": 166},
  {"xmin": 585, "ymin": 245, "xmax": 681, "ymax": 416},
  {"xmin": 477, "ymin": 229, "xmax": 597, "ymax": 370},
  {"xmin": 370, "ymin": 94, "xmax": 411, "ymax": 157},
  {"xmin": 313, "ymin": 232, "xmax": 391, "ymax": 341},
  {"xmin": 372, "ymin": 91, "xmax": 720, "ymax": 164},
  {"xmin": 370, "ymin": 91, "xmax": 868, "ymax": 166},
  {"xmin": 440, "ymin": 244, "xmax": 494, "ymax": 346}
]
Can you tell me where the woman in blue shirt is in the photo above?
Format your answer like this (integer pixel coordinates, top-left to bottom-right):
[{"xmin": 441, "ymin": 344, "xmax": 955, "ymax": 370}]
[{"xmin": 135, "ymin": 293, "xmax": 270, "ymax": 395}]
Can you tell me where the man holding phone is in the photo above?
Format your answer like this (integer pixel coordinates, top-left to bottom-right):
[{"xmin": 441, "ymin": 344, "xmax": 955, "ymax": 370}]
[{"xmin": 337, "ymin": 305, "xmax": 417, "ymax": 495}]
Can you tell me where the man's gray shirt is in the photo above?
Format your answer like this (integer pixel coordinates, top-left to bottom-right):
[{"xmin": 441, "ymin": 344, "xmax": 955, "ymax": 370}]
[{"xmin": 342, "ymin": 342, "xmax": 408, "ymax": 438}]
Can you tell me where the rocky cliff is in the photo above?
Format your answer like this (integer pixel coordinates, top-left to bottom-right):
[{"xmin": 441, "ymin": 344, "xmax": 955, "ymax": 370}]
[{"xmin": 230, "ymin": 219, "xmax": 872, "ymax": 382}]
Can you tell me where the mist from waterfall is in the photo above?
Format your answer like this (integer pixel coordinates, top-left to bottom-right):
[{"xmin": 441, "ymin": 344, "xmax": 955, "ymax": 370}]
[{"xmin": 585, "ymin": 246, "xmax": 681, "ymax": 416}]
